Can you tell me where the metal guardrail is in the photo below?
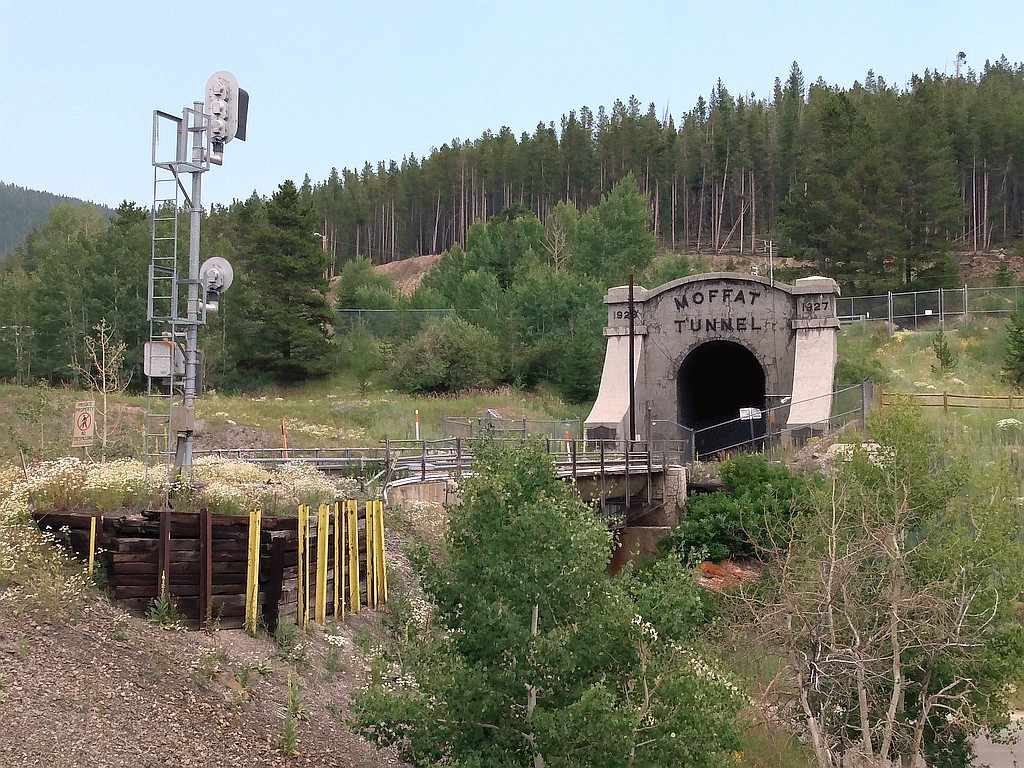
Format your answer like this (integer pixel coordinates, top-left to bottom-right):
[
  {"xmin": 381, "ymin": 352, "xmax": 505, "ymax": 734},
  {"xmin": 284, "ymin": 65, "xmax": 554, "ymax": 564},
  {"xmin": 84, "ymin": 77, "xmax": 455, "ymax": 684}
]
[
  {"xmin": 194, "ymin": 383, "xmax": 871, "ymax": 487},
  {"xmin": 193, "ymin": 447, "xmax": 389, "ymax": 478},
  {"xmin": 442, "ymin": 414, "xmax": 583, "ymax": 441},
  {"xmin": 382, "ymin": 437, "xmax": 664, "ymax": 522},
  {"xmin": 194, "ymin": 440, "xmax": 663, "ymax": 509}
]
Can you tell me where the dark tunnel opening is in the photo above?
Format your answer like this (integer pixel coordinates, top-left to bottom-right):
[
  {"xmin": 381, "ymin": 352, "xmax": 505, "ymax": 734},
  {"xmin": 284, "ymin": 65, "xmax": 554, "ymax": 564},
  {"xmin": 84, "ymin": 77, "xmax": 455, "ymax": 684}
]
[{"xmin": 678, "ymin": 341, "xmax": 766, "ymax": 457}]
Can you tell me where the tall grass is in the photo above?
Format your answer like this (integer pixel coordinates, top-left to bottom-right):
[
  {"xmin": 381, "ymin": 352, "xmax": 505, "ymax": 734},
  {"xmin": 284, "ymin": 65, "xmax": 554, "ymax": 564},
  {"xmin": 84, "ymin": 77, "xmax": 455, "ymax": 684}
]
[
  {"xmin": 0, "ymin": 378, "xmax": 586, "ymax": 464},
  {"xmin": 838, "ymin": 318, "xmax": 1012, "ymax": 394},
  {"xmin": 837, "ymin": 319, "xmax": 1024, "ymax": 492},
  {"xmin": 201, "ymin": 383, "xmax": 581, "ymax": 446}
]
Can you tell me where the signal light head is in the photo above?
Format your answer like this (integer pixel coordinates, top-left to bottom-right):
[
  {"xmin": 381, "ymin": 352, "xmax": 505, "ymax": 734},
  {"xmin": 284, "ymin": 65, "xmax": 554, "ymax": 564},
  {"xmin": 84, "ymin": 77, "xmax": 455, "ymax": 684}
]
[{"xmin": 204, "ymin": 71, "xmax": 248, "ymax": 145}]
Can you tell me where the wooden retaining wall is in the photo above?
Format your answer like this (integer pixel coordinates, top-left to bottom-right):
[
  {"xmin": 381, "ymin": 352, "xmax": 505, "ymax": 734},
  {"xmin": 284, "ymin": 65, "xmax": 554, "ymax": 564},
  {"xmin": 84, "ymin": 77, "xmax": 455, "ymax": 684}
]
[{"xmin": 33, "ymin": 502, "xmax": 388, "ymax": 632}]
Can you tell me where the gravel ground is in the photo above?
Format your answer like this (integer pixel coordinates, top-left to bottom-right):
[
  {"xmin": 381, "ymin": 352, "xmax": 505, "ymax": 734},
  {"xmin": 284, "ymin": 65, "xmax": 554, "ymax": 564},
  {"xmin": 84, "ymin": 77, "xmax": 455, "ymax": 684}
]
[{"xmin": 0, "ymin": 579, "xmax": 406, "ymax": 767}]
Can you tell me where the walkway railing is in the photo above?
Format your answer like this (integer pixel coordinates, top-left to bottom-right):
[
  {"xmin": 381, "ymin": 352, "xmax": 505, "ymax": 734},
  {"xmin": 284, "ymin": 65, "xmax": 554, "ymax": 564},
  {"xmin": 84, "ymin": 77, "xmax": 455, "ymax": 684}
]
[
  {"xmin": 193, "ymin": 446, "xmax": 388, "ymax": 476},
  {"xmin": 383, "ymin": 437, "xmax": 662, "ymax": 482},
  {"xmin": 646, "ymin": 381, "xmax": 872, "ymax": 463},
  {"xmin": 442, "ymin": 413, "xmax": 582, "ymax": 441}
]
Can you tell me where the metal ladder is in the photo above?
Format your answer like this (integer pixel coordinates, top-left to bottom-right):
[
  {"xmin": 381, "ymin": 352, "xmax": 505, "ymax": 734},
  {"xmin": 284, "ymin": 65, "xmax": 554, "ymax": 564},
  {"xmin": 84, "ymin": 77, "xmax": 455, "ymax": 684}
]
[
  {"xmin": 145, "ymin": 152, "xmax": 182, "ymax": 473},
  {"xmin": 146, "ymin": 107, "xmax": 206, "ymax": 474}
]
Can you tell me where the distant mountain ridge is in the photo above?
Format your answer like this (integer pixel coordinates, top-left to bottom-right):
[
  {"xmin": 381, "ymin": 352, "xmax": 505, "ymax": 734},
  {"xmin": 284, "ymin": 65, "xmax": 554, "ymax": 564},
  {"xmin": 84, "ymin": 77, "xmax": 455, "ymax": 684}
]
[{"xmin": 0, "ymin": 182, "xmax": 114, "ymax": 257}]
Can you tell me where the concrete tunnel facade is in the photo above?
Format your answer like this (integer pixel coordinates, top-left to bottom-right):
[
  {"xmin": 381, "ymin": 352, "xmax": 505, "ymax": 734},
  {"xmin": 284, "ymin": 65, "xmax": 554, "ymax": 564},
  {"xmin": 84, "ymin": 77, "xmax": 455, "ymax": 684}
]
[{"xmin": 585, "ymin": 273, "xmax": 841, "ymax": 456}]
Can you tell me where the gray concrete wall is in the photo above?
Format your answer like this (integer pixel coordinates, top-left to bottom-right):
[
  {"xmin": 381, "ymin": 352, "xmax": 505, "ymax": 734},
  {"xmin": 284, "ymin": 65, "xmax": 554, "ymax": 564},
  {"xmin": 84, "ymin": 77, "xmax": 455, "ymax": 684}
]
[
  {"xmin": 608, "ymin": 526, "xmax": 674, "ymax": 573},
  {"xmin": 386, "ymin": 479, "xmax": 458, "ymax": 508},
  {"xmin": 586, "ymin": 273, "xmax": 840, "ymax": 440}
]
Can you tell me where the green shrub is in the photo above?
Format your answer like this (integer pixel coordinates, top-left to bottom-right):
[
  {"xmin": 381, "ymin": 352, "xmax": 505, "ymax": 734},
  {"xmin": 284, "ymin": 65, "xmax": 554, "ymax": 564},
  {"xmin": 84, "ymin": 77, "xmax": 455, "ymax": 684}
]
[
  {"xmin": 389, "ymin": 315, "xmax": 502, "ymax": 394},
  {"xmin": 337, "ymin": 324, "xmax": 390, "ymax": 392},
  {"xmin": 667, "ymin": 454, "xmax": 810, "ymax": 562}
]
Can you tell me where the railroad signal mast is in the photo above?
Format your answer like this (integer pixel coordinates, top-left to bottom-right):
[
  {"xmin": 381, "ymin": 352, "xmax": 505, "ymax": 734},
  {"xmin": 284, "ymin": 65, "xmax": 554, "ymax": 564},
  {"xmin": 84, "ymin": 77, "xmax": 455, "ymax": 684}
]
[{"xmin": 146, "ymin": 72, "xmax": 248, "ymax": 480}]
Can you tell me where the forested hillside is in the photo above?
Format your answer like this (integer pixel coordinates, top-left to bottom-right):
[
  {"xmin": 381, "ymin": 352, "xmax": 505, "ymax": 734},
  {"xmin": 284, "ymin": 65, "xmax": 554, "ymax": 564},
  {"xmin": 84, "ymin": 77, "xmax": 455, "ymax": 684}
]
[
  {"xmin": 0, "ymin": 182, "xmax": 113, "ymax": 257},
  {"xmin": 306, "ymin": 57, "xmax": 1023, "ymax": 293},
  {"xmin": 1, "ymin": 58, "xmax": 1021, "ymax": 400}
]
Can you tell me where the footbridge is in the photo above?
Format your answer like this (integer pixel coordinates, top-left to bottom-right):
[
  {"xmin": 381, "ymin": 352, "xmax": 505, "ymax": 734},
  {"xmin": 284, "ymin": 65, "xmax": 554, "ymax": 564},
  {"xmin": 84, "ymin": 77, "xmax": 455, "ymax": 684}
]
[
  {"xmin": 196, "ymin": 438, "xmax": 683, "ymax": 533},
  {"xmin": 380, "ymin": 438, "xmax": 680, "ymax": 524}
]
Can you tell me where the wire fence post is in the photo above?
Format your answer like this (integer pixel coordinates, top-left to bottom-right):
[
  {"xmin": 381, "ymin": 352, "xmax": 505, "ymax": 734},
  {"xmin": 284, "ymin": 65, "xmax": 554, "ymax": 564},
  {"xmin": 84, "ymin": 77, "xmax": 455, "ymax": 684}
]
[{"xmin": 861, "ymin": 379, "xmax": 874, "ymax": 428}]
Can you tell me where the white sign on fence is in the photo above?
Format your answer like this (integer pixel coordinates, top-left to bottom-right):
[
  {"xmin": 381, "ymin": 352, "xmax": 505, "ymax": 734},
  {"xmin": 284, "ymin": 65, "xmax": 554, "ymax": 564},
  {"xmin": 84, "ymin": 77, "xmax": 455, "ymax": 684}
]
[
  {"xmin": 72, "ymin": 400, "xmax": 95, "ymax": 448},
  {"xmin": 739, "ymin": 407, "xmax": 762, "ymax": 421}
]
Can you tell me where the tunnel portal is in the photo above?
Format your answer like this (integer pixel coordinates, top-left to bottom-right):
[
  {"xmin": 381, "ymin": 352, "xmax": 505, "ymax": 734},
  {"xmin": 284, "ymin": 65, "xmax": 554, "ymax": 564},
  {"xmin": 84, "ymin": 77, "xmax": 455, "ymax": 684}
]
[
  {"xmin": 678, "ymin": 340, "xmax": 766, "ymax": 457},
  {"xmin": 585, "ymin": 273, "xmax": 840, "ymax": 456}
]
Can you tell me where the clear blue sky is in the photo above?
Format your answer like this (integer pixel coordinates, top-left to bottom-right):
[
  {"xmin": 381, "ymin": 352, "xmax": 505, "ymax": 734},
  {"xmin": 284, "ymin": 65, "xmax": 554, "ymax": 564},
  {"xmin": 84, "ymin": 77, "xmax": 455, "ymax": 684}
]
[{"xmin": 1, "ymin": 0, "xmax": 1020, "ymax": 210}]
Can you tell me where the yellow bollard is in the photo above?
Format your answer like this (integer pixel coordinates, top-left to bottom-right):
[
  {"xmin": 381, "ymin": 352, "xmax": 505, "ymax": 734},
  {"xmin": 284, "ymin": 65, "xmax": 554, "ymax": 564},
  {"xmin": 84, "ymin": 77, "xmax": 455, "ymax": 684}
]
[
  {"xmin": 88, "ymin": 515, "xmax": 98, "ymax": 577},
  {"xmin": 315, "ymin": 503, "xmax": 330, "ymax": 625},
  {"xmin": 365, "ymin": 500, "xmax": 375, "ymax": 609},
  {"xmin": 297, "ymin": 505, "xmax": 310, "ymax": 628},
  {"xmin": 370, "ymin": 500, "xmax": 382, "ymax": 608},
  {"xmin": 346, "ymin": 499, "xmax": 360, "ymax": 613},
  {"xmin": 374, "ymin": 500, "xmax": 388, "ymax": 604},
  {"xmin": 245, "ymin": 507, "xmax": 262, "ymax": 634},
  {"xmin": 333, "ymin": 501, "xmax": 342, "ymax": 620}
]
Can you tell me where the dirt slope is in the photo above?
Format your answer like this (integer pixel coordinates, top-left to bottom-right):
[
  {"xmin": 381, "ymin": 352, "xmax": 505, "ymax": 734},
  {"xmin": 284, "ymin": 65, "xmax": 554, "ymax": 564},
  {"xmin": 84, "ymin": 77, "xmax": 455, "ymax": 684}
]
[
  {"xmin": 0, "ymin": 566, "xmax": 406, "ymax": 767},
  {"xmin": 372, "ymin": 254, "xmax": 441, "ymax": 296}
]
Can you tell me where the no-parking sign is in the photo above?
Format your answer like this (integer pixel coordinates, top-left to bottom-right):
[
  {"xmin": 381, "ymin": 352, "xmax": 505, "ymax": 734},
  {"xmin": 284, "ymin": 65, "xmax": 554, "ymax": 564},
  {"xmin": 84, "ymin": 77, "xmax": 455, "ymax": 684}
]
[{"xmin": 72, "ymin": 400, "xmax": 95, "ymax": 448}]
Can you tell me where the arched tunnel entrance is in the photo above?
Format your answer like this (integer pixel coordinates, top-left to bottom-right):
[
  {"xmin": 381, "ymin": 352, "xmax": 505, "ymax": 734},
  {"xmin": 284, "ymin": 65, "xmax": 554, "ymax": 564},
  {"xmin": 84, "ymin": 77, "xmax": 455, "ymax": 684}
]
[{"xmin": 678, "ymin": 340, "xmax": 766, "ymax": 457}]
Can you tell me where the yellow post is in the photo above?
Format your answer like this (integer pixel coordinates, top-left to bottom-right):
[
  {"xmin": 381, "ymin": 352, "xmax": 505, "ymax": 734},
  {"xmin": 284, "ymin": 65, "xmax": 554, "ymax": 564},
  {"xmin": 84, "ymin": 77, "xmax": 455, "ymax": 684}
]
[
  {"xmin": 374, "ymin": 500, "xmax": 388, "ymax": 604},
  {"xmin": 371, "ymin": 501, "xmax": 381, "ymax": 607},
  {"xmin": 364, "ymin": 500, "xmax": 375, "ymax": 609},
  {"xmin": 245, "ymin": 507, "xmax": 262, "ymax": 634},
  {"xmin": 297, "ymin": 504, "xmax": 309, "ymax": 629},
  {"xmin": 347, "ymin": 499, "xmax": 360, "ymax": 613},
  {"xmin": 315, "ymin": 503, "xmax": 329, "ymax": 625},
  {"xmin": 88, "ymin": 515, "xmax": 98, "ymax": 577},
  {"xmin": 333, "ymin": 501, "xmax": 342, "ymax": 620}
]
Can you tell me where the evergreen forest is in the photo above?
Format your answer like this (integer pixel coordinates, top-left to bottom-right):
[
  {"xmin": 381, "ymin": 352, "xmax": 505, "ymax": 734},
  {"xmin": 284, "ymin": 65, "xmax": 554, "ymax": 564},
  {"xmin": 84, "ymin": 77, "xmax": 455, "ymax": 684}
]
[
  {"xmin": 0, "ymin": 182, "xmax": 113, "ymax": 257},
  {"xmin": 0, "ymin": 58, "xmax": 1022, "ymax": 399}
]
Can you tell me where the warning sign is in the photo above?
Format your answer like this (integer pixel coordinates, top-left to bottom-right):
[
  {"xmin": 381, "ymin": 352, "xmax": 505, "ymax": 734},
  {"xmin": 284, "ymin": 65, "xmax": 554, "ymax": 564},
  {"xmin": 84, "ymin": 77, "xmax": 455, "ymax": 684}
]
[{"xmin": 72, "ymin": 400, "xmax": 95, "ymax": 448}]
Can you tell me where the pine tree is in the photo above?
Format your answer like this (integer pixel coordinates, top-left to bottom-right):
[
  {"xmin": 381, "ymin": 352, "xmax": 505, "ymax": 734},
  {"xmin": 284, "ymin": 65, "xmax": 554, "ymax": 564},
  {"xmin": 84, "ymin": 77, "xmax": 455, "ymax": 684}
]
[
  {"xmin": 1003, "ymin": 310, "xmax": 1024, "ymax": 389},
  {"xmin": 229, "ymin": 181, "xmax": 334, "ymax": 384},
  {"xmin": 930, "ymin": 328, "xmax": 958, "ymax": 375}
]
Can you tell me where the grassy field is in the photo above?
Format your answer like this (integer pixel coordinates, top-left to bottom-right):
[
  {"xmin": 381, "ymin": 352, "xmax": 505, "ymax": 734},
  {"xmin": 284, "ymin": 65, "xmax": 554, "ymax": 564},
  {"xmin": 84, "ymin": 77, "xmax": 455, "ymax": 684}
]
[
  {"xmin": 0, "ymin": 379, "xmax": 586, "ymax": 464},
  {"xmin": 836, "ymin": 317, "xmax": 1024, "ymax": 494},
  {"xmin": 4, "ymin": 316, "xmax": 1022, "ymax": 466}
]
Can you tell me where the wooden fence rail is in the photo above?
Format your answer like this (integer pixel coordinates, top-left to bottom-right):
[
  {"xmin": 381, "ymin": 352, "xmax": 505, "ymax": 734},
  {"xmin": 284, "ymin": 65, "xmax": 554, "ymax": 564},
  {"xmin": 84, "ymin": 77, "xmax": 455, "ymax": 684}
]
[
  {"xmin": 33, "ymin": 501, "xmax": 388, "ymax": 633},
  {"xmin": 879, "ymin": 389, "xmax": 1022, "ymax": 413}
]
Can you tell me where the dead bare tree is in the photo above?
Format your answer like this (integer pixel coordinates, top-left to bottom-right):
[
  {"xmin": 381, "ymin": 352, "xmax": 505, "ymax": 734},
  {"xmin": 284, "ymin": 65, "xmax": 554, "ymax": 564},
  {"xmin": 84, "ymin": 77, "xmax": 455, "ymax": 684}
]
[
  {"xmin": 729, "ymin": 410, "xmax": 1024, "ymax": 768},
  {"xmin": 70, "ymin": 319, "xmax": 129, "ymax": 452}
]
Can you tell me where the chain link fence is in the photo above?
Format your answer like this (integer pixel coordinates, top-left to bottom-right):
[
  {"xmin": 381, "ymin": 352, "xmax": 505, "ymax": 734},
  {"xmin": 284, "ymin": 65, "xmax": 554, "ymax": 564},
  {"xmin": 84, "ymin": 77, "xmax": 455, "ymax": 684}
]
[
  {"xmin": 837, "ymin": 286, "xmax": 1024, "ymax": 334},
  {"xmin": 646, "ymin": 381, "xmax": 872, "ymax": 464},
  {"xmin": 442, "ymin": 413, "xmax": 582, "ymax": 441},
  {"xmin": 335, "ymin": 308, "xmax": 465, "ymax": 337},
  {"xmin": 340, "ymin": 287, "xmax": 1024, "ymax": 341}
]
